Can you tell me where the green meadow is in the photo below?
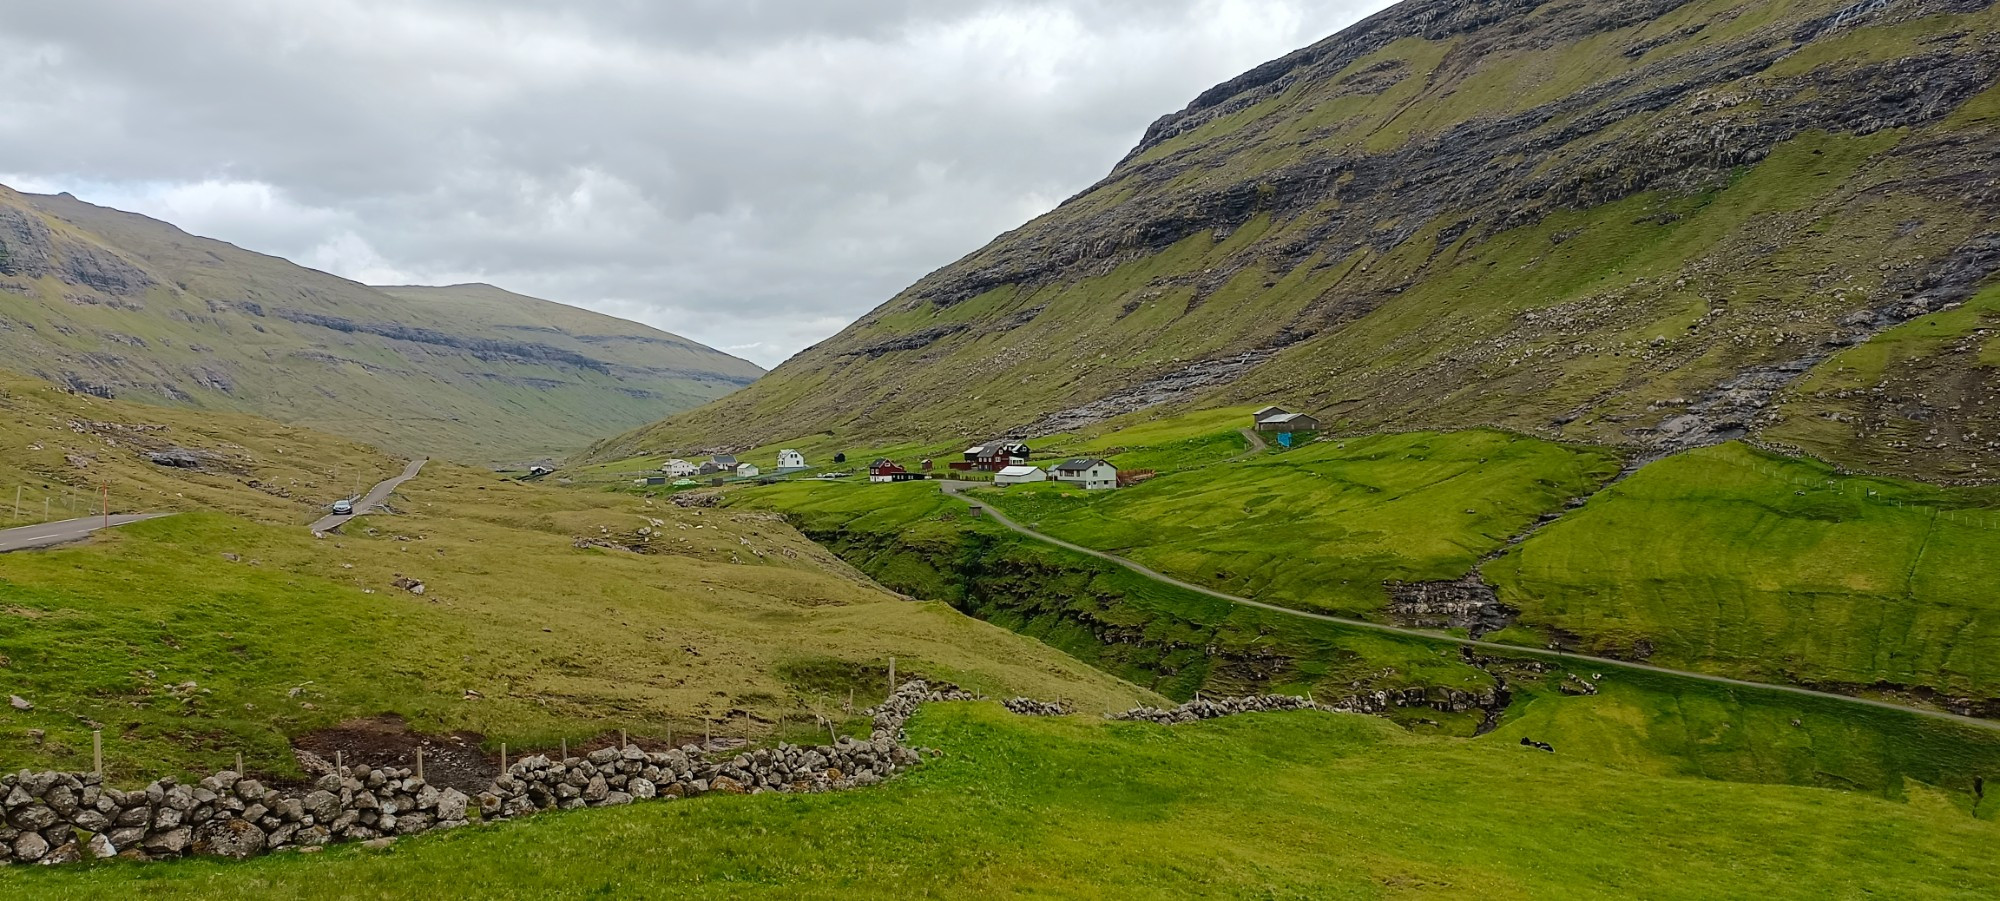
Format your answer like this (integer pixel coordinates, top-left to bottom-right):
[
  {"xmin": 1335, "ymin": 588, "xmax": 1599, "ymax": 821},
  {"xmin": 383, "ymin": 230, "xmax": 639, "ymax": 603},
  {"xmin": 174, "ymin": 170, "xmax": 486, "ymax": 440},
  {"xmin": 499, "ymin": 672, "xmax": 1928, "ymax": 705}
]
[
  {"xmin": 1489, "ymin": 441, "xmax": 2000, "ymax": 704},
  {"xmin": 971, "ymin": 429, "xmax": 1622, "ymax": 617},
  {"xmin": 9, "ymin": 703, "xmax": 1993, "ymax": 899}
]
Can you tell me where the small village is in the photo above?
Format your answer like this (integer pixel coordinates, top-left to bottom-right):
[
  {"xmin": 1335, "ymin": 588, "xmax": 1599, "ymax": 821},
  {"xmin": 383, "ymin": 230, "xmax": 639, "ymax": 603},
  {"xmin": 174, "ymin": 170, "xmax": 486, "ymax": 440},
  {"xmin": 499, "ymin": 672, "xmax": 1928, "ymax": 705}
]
[{"xmin": 632, "ymin": 405, "xmax": 1321, "ymax": 493}]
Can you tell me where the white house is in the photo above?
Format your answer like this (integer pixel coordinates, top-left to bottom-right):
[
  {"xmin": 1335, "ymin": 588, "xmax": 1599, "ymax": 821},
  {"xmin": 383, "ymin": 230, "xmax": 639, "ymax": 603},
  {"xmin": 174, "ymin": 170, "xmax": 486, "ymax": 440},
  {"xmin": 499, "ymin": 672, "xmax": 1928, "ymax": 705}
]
[
  {"xmin": 994, "ymin": 465, "xmax": 1047, "ymax": 486},
  {"xmin": 736, "ymin": 463, "xmax": 762, "ymax": 478},
  {"xmin": 662, "ymin": 459, "xmax": 699, "ymax": 477},
  {"xmin": 776, "ymin": 449, "xmax": 808, "ymax": 472},
  {"xmin": 1051, "ymin": 458, "xmax": 1118, "ymax": 490}
]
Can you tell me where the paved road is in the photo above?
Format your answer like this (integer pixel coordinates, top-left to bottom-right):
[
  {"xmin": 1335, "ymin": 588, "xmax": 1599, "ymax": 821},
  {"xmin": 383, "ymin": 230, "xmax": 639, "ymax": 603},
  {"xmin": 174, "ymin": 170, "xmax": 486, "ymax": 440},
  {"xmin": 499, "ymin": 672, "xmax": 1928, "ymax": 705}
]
[
  {"xmin": 0, "ymin": 514, "xmax": 169, "ymax": 553},
  {"xmin": 311, "ymin": 459, "xmax": 428, "ymax": 533},
  {"xmin": 939, "ymin": 480, "xmax": 2000, "ymax": 733}
]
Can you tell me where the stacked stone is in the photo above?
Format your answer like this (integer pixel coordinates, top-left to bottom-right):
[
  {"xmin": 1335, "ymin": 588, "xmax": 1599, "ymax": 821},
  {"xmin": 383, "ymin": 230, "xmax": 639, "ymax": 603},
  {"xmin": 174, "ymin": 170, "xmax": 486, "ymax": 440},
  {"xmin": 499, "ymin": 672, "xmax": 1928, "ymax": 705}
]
[
  {"xmin": 7, "ymin": 678, "xmax": 1369, "ymax": 870},
  {"xmin": 865, "ymin": 680, "xmax": 981, "ymax": 740},
  {"xmin": 0, "ymin": 766, "xmax": 468, "ymax": 865},
  {"xmin": 1109, "ymin": 693, "xmax": 1325, "ymax": 725},
  {"xmin": 1001, "ymin": 698, "xmax": 1072, "ymax": 717},
  {"xmin": 479, "ymin": 737, "xmax": 921, "ymax": 819}
]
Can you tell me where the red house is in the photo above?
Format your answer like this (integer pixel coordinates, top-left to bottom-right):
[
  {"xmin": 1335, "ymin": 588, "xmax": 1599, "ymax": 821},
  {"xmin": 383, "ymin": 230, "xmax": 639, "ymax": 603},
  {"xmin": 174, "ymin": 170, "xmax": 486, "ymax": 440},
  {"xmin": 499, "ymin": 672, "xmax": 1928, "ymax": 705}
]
[
  {"xmin": 952, "ymin": 441, "xmax": 1032, "ymax": 472},
  {"xmin": 870, "ymin": 459, "xmax": 922, "ymax": 483}
]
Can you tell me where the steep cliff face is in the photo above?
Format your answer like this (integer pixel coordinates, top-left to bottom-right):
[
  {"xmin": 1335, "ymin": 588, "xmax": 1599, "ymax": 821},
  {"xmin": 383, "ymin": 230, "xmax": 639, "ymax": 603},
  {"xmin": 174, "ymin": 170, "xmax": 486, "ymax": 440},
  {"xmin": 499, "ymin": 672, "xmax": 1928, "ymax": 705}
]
[
  {"xmin": 0, "ymin": 188, "xmax": 762, "ymax": 464},
  {"xmin": 605, "ymin": 0, "xmax": 2000, "ymax": 480}
]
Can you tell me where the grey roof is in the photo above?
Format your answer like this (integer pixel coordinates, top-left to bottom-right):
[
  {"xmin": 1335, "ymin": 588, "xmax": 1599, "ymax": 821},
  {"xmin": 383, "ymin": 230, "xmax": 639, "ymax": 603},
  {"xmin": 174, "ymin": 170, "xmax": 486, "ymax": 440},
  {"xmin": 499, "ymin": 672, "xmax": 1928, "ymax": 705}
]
[
  {"xmin": 1263, "ymin": 412, "xmax": 1316, "ymax": 425},
  {"xmin": 1054, "ymin": 458, "xmax": 1109, "ymax": 473},
  {"xmin": 711, "ymin": 454, "xmax": 738, "ymax": 465},
  {"xmin": 1253, "ymin": 405, "xmax": 1288, "ymax": 417}
]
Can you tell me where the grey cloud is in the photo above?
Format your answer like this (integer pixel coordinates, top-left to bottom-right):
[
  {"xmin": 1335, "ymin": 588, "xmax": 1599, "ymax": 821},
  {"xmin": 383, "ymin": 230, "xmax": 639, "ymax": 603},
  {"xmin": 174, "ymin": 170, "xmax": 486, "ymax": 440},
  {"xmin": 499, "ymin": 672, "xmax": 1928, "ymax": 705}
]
[{"xmin": 0, "ymin": 0, "xmax": 1391, "ymax": 366}]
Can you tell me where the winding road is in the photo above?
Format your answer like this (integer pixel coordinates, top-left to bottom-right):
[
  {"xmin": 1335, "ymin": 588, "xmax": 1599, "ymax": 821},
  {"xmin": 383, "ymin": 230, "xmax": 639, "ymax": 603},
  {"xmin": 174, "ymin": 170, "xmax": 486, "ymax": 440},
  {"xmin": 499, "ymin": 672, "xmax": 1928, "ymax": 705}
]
[
  {"xmin": 938, "ymin": 480, "xmax": 2000, "ymax": 733},
  {"xmin": 311, "ymin": 458, "xmax": 428, "ymax": 533},
  {"xmin": 0, "ymin": 514, "xmax": 169, "ymax": 553}
]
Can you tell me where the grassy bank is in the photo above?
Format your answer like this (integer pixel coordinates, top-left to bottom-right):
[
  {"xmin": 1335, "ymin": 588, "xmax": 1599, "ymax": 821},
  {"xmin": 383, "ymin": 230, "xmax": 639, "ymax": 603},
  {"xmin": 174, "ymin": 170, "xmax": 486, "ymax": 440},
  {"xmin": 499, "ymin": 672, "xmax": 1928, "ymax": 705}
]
[
  {"xmin": 1488, "ymin": 441, "xmax": 2000, "ymax": 705},
  {"xmin": 7, "ymin": 703, "xmax": 1995, "ymax": 899}
]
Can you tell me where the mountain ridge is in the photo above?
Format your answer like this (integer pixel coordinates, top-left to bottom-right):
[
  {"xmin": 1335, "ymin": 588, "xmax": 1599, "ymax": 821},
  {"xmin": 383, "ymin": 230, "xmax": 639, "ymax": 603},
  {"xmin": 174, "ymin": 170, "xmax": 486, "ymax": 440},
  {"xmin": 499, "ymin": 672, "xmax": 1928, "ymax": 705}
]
[
  {"xmin": 595, "ymin": 0, "xmax": 2000, "ymax": 481},
  {"xmin": 0, "ymin": 185, "xmax": 762, "ymax": 464}
]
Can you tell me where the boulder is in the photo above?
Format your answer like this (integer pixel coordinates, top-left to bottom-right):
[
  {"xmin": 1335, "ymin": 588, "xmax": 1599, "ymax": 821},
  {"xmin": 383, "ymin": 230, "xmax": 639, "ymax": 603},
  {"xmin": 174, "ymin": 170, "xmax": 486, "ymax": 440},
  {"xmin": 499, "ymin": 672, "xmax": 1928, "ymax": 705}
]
[
  {"xmin": 193, "ymin": 819, "xmax": 267, "ymax": 860},
  {"xmin": 302, "ymin": 790, "xmax": 340, "ymax": 823},
  {"xmin": 10, "ymin": 804, "xmax": 58, "ymax": 831},
  {"xmin": 11, "ymin": 831, "xmax": 47, "ymax": 862},
  {"xmin": 141, "ymin": 826, "xmax": 192, "ymax": 856},
  {"xmin": 435, "ymin": 789, "xmax": 468, "ymax": 822}
]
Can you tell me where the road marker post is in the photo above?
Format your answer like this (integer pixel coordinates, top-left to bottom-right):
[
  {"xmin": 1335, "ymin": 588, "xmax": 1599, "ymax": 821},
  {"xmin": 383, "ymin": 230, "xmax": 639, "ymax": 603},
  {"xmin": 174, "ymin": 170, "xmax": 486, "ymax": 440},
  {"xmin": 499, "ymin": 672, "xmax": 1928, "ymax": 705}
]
[{"xmin": 93, "ymin": 730, "xmax": 103, "ymax": 775}]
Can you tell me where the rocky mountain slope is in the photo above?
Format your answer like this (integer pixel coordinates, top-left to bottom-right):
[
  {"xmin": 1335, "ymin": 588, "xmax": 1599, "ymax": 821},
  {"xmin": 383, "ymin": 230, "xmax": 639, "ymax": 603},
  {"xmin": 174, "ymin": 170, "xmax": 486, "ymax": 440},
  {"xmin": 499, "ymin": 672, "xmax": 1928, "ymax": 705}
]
[
  {"xmin": 0, "ymin": 186, "xmax": 762, "ymax": 464},
  {"xmin": 601, "ymin": 0, "xmax": 2000, "ymax": 481}
]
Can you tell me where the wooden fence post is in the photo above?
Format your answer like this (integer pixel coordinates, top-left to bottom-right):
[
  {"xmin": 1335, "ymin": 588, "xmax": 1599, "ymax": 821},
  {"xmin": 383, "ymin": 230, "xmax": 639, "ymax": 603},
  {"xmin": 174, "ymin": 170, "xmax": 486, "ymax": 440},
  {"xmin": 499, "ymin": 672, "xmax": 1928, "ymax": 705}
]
[
  {"xmin": 500, "ymin": 743, "xmax": 507, "ymax": 773},
  {"xmin": 619, "ymin": 729, "xmax": 627, "ymax": 750},
  {"xmin": 236, "ymin": 751, "xmax": 244, "ymax": 774},
  {"xmin": 416, "ymin": 748, "xmax": 424, "ymax": 781},
  {"xmin": 336, "ymin": 750, "xmax": 343, "ymax": 773},
  {"xmin": 888, "ymin": 656, "xmax": 896, "ymax": 695},
  {"xmin": 93, "ymin": 730, "xmax": 103, "ymax": 775},
  {"xmin": 560, "ymin": 738, "xmax": 568, "ymax": 761}
]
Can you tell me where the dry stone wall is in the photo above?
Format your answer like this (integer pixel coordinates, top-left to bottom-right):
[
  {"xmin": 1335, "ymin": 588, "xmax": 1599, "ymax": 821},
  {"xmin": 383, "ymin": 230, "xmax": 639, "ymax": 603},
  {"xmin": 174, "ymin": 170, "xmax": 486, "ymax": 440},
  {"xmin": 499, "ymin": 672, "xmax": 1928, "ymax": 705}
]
[{"xmin": 2, "ymin": 680, "xmax": 1334, "ymax": 868}]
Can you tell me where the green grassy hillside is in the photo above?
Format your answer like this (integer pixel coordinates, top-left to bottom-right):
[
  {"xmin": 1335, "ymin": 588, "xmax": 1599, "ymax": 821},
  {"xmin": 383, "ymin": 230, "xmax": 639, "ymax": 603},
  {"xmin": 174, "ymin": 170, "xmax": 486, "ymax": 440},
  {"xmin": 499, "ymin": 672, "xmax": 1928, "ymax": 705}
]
[
  {"xmin": 725, "ymin": 473, "xmax": 2000, "ymax": 804},
  {"xmin": 0, "ymin": 187, "xmax": 761, "ymax": 464},
  {"xmin": 973, "ymin": 430, "xmax": 1619, "ymax": 616},
  {"xmin": 8, "ymin": 704, "xmax": 1996, "ymax": 899},
  {"xmin": 702, "ymin": 406, "xmax": 2000, "ymax": 715},
  {"xmin": 598, "ymin": 0, "xmax": 2000, "ymax": 484},
  {"xmin": 0, "ymin": 370, "xmax": 402, "ymax": 525},
  {"xmin": 0, "ymin": 376, "xmax": 1146, "ymax": 781},
  {"xmin": 1488, "ymin": 441, "xmax": 2000, "ymax": 708}
]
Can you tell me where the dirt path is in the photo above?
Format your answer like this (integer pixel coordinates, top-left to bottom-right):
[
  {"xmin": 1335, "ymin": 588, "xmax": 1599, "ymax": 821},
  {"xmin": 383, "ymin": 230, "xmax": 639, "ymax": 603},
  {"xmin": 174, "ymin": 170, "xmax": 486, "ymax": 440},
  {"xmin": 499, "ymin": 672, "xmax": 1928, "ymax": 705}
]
[
  {"xmin": 936, "ymin": 480, "xmax": 2000, "ymax": 733},
  {"xmin": 1227, "ymin": 428, "xmax": 1268, "ymax": 462}
]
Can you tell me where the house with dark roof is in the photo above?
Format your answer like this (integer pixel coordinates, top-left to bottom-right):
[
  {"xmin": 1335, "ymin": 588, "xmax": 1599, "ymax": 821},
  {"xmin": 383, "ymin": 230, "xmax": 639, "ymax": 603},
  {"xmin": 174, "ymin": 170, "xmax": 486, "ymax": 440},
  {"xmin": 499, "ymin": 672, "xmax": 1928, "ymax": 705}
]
[
  {"xmin": 869, "ymin": 459, "xmax": 922, "ymax": 483},
  {"xmin": 1256, "ymin": 412, "xmax": 1322, "ymax": 433},
  {"xmin": 1051, "ymin": 458, "xmax": 1118, "ymax": 491},
  {"xmin": 954, "ymin": 441, "xmax": 1032, "ymax": 472}
]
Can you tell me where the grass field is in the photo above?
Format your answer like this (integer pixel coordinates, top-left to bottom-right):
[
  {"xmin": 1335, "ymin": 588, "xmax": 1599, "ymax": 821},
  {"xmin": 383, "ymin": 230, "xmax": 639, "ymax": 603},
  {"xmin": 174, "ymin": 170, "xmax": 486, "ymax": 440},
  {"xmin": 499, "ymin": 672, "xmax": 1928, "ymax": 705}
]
[
  {"xmin": 729, "ymin": 477, "xmax": 2000, "ymax": 802},
  {"xmin": 7, "ymin": 703, "xmax": 1995, "ymax": 899},
  {"xmin": 971, "ymin": 430, "xmax": 1622, "ymax": 617},
  {"xmin": 0, "ymin": 394, "xmax": 1152, "ymax": 781},
  {"xmin": 0, "ymin": 372, "xmax": 404, "ymax": 526},
  {"xmin": 1487, "ymin": 441, "xmax": 2000, "ymax": 704}
]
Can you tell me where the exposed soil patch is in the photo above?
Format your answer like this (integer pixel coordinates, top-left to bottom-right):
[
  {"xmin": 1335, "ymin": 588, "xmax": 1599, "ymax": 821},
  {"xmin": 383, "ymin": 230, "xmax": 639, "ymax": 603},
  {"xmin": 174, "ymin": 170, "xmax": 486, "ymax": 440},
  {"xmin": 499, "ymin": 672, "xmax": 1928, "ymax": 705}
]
[{"xmin": 292, "ymin": 714, "xmax": 494, "ymax": 794}]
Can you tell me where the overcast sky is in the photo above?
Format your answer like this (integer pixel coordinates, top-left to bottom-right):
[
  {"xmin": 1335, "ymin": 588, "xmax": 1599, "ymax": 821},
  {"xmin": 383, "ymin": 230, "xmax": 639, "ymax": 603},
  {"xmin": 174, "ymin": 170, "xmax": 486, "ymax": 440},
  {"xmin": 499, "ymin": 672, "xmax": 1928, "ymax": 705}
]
[{"xmin": 0, "ymin": 0, "xmax": 1389, "ymax": 367}]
